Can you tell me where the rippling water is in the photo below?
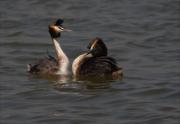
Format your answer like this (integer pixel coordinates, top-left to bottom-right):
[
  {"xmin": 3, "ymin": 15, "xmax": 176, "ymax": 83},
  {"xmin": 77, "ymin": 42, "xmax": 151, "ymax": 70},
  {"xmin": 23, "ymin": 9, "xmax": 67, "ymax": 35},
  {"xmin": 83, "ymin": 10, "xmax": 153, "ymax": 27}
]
[{"xmin": 0, "ymin": 0, "xmax": 180, "ymax": 124}]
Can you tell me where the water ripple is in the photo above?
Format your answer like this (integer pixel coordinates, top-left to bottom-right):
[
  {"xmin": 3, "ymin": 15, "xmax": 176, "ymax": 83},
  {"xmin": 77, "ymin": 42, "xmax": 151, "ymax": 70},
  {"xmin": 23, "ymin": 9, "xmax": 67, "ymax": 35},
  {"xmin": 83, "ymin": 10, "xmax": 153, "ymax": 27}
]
[{"xmin": 1, "ymin": 0, "xmax": 180, "ymax": 124}]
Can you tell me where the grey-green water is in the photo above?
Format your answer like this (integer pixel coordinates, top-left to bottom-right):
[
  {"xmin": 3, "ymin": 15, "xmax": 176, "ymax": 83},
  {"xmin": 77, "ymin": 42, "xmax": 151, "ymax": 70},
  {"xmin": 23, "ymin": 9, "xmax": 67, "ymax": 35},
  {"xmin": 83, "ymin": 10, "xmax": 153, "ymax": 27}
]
[{"xmin": 0, "ymin": 0, "xmax": 180, "ymax": 124}]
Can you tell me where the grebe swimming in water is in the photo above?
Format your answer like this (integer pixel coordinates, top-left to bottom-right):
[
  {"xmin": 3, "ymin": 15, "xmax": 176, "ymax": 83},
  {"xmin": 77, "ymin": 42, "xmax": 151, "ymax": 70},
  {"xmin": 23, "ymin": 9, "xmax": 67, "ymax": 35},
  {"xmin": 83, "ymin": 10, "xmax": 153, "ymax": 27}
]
[
  {"xmin": 72, "ymin": 37, "xmax": 123, "ymax": 79},
  {"xmin": 27, "ymin": 18, "xmax": 71, "ymax": 75}
]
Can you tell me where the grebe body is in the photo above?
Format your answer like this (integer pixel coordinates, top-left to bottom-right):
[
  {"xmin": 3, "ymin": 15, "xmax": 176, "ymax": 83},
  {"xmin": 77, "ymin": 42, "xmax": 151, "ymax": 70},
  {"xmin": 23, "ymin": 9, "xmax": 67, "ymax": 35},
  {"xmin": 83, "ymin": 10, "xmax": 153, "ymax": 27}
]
[
  {"xmin": 72, "ymin": 37, "xmax": 123, "ymax": 78},
  {"xmin": 27, "ymin": 19, "xmax": 71, "ymax": 76}
]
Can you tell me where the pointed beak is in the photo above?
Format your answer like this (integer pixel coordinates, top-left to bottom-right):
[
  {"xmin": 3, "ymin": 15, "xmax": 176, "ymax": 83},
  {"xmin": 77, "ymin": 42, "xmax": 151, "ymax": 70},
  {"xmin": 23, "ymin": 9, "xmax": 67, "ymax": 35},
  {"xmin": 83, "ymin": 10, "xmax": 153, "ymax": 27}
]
[
  {"xmin": 63, "ymin": 28, "xmax": 72, "ymax": 32},
  {"xmin": 86, "ymin": 50, "xmax": 92, "ymax": 55},
  {"xmin": 85, "ymin": 52, "xmax": 93, "ymax": 57},
  {"xmin": 85, "ymin": 49, "xmax": 93, "ymax": 57},
  {"xmin": 58, "ymin": 26, "xmax": 72, "ymax": 32}
]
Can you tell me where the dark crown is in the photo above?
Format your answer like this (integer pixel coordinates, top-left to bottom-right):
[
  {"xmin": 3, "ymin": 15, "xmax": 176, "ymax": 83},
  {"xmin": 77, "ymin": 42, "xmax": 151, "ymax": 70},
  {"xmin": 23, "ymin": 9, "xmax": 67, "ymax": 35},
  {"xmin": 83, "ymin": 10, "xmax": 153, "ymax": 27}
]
[
  {"xmin": 49, "ymin": 18, "xmax": 64, "ymax": 38},
  {"xmin": 55, "ymin": 18, "xmax": 64, "ymax": 26},
  {"xmin": 88, "ymin": 37, "xmax": 108, "ymax": 57}
]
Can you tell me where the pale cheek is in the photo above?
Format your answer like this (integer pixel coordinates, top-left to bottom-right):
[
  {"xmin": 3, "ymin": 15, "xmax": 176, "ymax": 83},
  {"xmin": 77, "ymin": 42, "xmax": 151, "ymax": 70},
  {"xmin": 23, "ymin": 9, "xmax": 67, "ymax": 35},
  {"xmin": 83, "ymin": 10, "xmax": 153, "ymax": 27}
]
[
  {"xmin": 54, "ymin": 26, "xmax": 63, "ymax": 32},
  {"xmin": 90, "ymin": 40, "xmax": 98, "ymax": 50}
]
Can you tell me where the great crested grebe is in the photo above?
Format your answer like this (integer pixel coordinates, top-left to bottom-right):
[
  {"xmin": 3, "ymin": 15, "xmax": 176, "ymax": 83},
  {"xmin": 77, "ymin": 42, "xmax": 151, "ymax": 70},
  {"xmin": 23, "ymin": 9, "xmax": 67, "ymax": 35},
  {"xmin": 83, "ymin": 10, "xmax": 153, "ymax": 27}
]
[
  {"xmin": 27, "ymin": 18, "xmax": 71, "ymax": 75},
  {"xmin": 72, "ymin": 37, "xmax": 123, "ymax": 78}
]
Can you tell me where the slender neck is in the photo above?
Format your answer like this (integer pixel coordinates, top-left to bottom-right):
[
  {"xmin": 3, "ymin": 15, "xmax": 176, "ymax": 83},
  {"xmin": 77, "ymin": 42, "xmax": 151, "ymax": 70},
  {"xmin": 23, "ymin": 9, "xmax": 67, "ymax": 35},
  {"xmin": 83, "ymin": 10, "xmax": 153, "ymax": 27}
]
[
  {"xmin": 52, "ymin": 38, "xmax": 69, "ymax": 75},
  {"xmin": 72, "ymin": 53, "xmax": 92, "ymax": 76}
]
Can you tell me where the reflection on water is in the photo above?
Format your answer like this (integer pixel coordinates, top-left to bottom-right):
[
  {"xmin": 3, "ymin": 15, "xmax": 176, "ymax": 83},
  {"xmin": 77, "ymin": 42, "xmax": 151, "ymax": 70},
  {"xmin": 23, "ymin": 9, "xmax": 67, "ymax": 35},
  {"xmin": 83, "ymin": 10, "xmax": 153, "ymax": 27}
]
[
  {"xmin": 28, "ymin": 74, "xmax": 118, "ymax": 90},
  {"xmin": 0, "ymin": 0, "xmax": 180, "ymax": 124}
]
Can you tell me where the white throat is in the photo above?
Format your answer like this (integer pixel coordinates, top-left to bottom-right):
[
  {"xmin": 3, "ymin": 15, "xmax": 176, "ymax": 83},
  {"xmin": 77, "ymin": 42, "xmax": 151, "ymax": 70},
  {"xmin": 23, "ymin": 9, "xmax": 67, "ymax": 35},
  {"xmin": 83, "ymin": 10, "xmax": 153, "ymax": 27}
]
[
  {"xmin": 52, "ymin": 38, "xmax": 69, "ymax": 75},
  {"xmin": 72, "ymin": 53, "xmax": 92, "ymax": 76}
]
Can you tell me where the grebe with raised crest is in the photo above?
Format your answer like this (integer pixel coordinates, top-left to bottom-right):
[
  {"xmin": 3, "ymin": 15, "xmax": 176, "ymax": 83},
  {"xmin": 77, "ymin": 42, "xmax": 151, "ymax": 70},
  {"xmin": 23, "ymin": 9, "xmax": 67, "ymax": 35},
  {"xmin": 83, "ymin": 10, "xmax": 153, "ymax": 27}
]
[{"xmin": 27, "ymin": 18, "xmax": 71, "ymax": 76}]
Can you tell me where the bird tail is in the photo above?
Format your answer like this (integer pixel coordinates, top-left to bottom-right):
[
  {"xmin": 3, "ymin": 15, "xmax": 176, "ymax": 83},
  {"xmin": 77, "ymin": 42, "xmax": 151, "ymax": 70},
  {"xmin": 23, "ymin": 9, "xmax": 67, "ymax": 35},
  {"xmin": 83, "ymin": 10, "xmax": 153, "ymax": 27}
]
[
  {"xmin": 112, "ymin": 67, "xmax": 123, "ymax": 79},
  {"xmin": 27, "ymin": 64, "xmax": 32, "ymax": 72}
]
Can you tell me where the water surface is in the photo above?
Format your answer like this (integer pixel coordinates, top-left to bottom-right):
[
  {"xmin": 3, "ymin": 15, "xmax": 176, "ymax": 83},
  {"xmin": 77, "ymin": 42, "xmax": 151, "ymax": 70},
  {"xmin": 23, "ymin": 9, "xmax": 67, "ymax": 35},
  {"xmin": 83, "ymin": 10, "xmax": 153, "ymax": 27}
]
[{"xmin": 0, "ymin": 0, "xmax": 180, "ymax": 124}]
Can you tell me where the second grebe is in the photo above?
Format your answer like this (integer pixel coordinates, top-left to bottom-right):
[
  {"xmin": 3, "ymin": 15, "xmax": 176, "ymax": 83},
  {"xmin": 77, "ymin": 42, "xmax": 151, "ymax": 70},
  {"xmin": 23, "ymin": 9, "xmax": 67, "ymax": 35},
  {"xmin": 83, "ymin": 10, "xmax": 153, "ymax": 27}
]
[
  {"xmin": 27, "ymin": 18, "xmax": 71, "ymax": 75},
  {"xmin": 72, "ymin": 37, "xmax": 123, "ymax": 78}
]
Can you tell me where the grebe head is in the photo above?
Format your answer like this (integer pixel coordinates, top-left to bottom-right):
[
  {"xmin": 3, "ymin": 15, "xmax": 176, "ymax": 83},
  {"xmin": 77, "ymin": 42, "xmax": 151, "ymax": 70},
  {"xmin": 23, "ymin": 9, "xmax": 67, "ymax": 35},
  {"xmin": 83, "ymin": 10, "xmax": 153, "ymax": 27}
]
[
  {"xmin": 49, "ymin": 18, "xmax": 72, "ymax": 38},
  {"xmin": 87, "ymin": 37, "xmax": 108, "ymax": 57}
]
